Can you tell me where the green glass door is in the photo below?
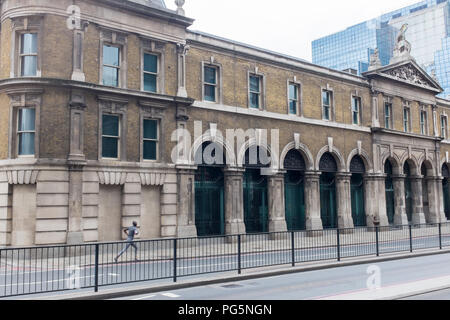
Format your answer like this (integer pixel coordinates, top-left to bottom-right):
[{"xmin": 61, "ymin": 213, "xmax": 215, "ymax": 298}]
[
  {"xmin": 385, "ymin": 177, "xmax": 395, "ymax": 225},
  {"xmin": 444, "ymin": 178, "xmax": 450, "ymax": 220},
  {"xmin": 320, "ymin": 172, "xmax": 337, "ymax": 229},
  {"xmin": 285, "ymin": 171, "xmax": 305, "ymax": 231},
  {"xmin": 404, "ymin": 164, "xmax": 413, "ymax": 223},
  {"xmin": 351, "ymin": 174, "xmax": 366, "ymax": 227},
  {"xmin": 244, "ymin": 169, "xmax": 268, "ymax": 233},
  {"xmin": 195, "ymin": 166, "xmax": 224, "ymax": 236}
]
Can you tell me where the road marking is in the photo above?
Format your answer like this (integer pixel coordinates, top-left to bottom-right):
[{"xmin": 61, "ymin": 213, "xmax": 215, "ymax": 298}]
[
  {"xmin": 161, "ymin": 292, "xmax": 180, "ymax": 298},
  {"xmin": 133, "ymin": 294, "xmax": 156, "ymax": 300},
  {"xmin": 315, "ymin": 274, "xmax": 450, "ymax": 300}
]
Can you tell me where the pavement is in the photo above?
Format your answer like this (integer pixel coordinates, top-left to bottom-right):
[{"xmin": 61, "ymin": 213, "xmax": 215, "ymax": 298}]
[{"xmin": 16, "ymin": 247, "xmax": 450, "ymax": 300}]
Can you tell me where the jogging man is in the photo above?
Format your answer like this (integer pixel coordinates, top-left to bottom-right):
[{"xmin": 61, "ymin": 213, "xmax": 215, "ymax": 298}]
[{"xmin": 114, "ymin": 221, "xmax": 139, "ymax": 263}]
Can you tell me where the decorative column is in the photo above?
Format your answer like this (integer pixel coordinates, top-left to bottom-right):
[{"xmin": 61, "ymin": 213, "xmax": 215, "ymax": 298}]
[
  {"xmin": 427, "ymin": 176, "xmax": 447, "ymax": 223},
  {"xmin": 176, "ymin": 43, "xmax": 189, "ymax": 98},
  {"xmin": 410, "ymin": 175, "xmax": 426, "ymax": 225},
  {"xmin": 67, "ymin": 91, "xmax": 87, "ymax": 244},
  {"xmin": 371, "ymin": 90, "xmax": 380, "ymax": 128},
  {"xmin": 268, "ymin": 171, "xmax": 288, "ymax": 233},
  {"xmin": 336, "ymin": 173, "xmax": 354, "ymax": 229},
  {"xmin": 176, "ymin": 165, "xmax": 197, "ymax": 238},
  {"xmin": 392, "ymin": 175, "xmax": 409, "ymax": 225},
  {"xmin": 304, "ymin": 171, "xmax": 323, "ymax": 231},
  {"xmin": 364, "ymin": 174, "xmax": 389, "ymax": 227},
  {"xmin": 223, "ymin": 168, "xmax": 246, "ymax": 235}
]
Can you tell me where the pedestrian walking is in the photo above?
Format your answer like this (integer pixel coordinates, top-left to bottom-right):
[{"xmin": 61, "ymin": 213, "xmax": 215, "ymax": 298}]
[{"xmin": 114, "ymin": 221, "xmax": 140, "ymax": 263}]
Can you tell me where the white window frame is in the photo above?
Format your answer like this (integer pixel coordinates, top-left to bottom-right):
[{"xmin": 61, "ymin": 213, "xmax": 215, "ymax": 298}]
[
  {"xmin": 420, "ymin": 108, "xmax": 428, "ymax": 135},
  {"xmin": 351, "ymin": 96, "xmax": 362, "ymax": 125},
  {"xmin": 322, "ymin": 89, "xmax": 333, "ymax": 121},
  {"xmin": 384, "ymin": 97, "xmax": 393, "ymax": 130},
  {"xmin": 202, "ymin": 62, "xmax": 221, "ymax": 103},
  {"xmin": 142, "ymin": 118, "xmax": 159, "ymax": 162},
  {"xmin": 403, "ymin": 101, "xmax": 412, "ymax": 133},
  {"xmin": 288, "ymin": 81, "xmax": 301, "ymax": 116},
  {"xmin": 101, "ymin": 113, "xmax": 121, "ymax": 160},
  {"xmin": 441, "ymin": 114, "xmax": 448, "ymax": 140},
  {"xmin": 142, "ymin": 52, "xmax": 159, "ymax": 93},
  {"xmin": 99, "ymin": 29, "xmax": 128, "ymax": 89},
  {"xmin": 16, "ymin": 107, "xmax": 36, "ymax": 158},
  {"xmin": 101, "ymin": 44, "xmax": 121, "ymax": 88},
  {"xmin": 248, "ymin": 70, "xmax": 265, "ymax": 110},
  {"xmin": 19, "ymin": 33, "xmax": 38, "ymax": 77}
]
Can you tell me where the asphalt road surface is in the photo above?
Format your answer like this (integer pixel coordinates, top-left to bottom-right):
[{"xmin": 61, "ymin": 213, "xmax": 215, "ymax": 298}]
[{"xmin": 113, "ymin": 253, "xmax": 450, "ymax": 300}]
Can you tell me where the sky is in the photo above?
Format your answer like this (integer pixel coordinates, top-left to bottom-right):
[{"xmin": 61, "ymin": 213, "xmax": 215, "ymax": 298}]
[{"xmin": 165, "ymin": 0, "xmax": 423, "ymax": 62}]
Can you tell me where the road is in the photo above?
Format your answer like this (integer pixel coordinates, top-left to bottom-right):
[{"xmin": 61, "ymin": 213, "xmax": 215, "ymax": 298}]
[
  {"xmin": 1, "ymin": 232, "xmax": 449, "ymax": 298},
  {"xmin": 113, "ymin": 253, "xmax": 450, "ymax": 300}
]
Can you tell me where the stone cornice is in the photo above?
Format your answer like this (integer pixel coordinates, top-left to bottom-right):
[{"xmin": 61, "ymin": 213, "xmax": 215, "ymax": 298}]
[
  {"xmin": 187, "ymin": 31, "xmax": 370, "ymax": 89},
  {"xmin": 372, "ymin": 127, "xmax": 443, "ymax": 142},
  {"xmin": 0, "ymin": 78, "xmax": 194, "ymax": 107}
]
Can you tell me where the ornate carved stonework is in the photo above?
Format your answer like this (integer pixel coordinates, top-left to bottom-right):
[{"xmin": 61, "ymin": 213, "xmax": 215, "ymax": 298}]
[
  {"xmin": 6, "ymin": 170, "xmax": 39, "ymax": 185},
  {"xmin": 97, "ymin": 171, "xmax": 127, "ymax": 185},
  {"xmin": 140, "ymin": 173, "xmax": 166, "ymax": 186},
  {"xmin": 383, "ymin": 64, "xmax": 432, "ymax": 87}
]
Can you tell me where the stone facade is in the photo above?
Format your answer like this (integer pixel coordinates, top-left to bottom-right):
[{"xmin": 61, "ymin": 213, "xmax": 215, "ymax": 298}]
[{"xmin": 0, "ymin": 0, "xmax": 449, "ymax": 247}]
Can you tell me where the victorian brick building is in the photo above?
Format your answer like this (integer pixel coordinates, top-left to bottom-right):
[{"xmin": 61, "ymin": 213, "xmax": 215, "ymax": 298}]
[{"xmin": 0, "ymin": 0, "xmax": 449, "ymax": 247}]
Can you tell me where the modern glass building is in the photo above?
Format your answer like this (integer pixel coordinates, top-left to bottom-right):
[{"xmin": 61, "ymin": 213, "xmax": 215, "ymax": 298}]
[{"xmin": 312, "ymin": 0, "xmax": 450, "ymax": 98}]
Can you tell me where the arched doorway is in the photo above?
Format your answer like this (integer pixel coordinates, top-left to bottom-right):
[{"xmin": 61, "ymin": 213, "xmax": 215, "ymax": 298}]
[
  {"xmin": 384, "ymin": 160, "xmax": 395, "ymax": 225},
  {"xmin": 319, "ymin": 152, "xmax": 338, "ymax": 229},
  {"xmin": 421, "ymin": 163, "xmax": 429, "ymax": 221},
  {"xmin": 350, "ymin": 155, "xmax": 366, "ymax": 227},
  {"xmin": 284, "ymin": 149, "xmax": 306, "ymax": 231},
  {"xmin": 404, "ymin": 161, "xmax": 413, "ymax": 223},
  {"xmin": 443, "ymin": 163, "xmax": 450, "ymax": 220},
  {"xmin": 194, "ymin": 142, "xmax": 225, "ymax": 237},
  {"xmin": 243, "ymin": 146, "xmax": 270, "ymax": 233}
]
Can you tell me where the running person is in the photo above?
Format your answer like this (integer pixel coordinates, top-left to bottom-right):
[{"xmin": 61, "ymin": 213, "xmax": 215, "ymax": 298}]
[{"xmin": 114, "ymin": 221, "xmax": 139, "ymax": 263}]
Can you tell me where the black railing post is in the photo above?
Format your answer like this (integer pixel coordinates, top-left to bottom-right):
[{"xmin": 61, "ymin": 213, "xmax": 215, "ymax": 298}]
[
  {"xmin": 291, "ymin": 231, "xmax": 295, "ymax": 267},
  {"xmin": 94, "ymin": 244, "xmax": 99, "ymax": 293},
  {"xmin": 409, "ymin": 225, "xmax": 413, "ymax": 253},
  {"xmin": 439, "ymin": 223, "xmax": 442, "ymax": 250},
  {"xmin": 173, "ymin": 238, "xmax": 177, "ymax": 283},
  {"xmin": 337, "ymin": 228, "xmax": 341, "ymax": 262},
  {"xmin": 238, "ymin": 235, "xmax": 241, "ymax": 275},
  {"xmin": 376, "ymin": 226, "xmax": 380, "ymax": 257}
]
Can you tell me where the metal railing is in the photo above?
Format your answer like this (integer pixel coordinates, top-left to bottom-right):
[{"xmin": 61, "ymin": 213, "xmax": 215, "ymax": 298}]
[{"xmin": 1, "ymin": 222, "xmax": 450, "ymax": 298}]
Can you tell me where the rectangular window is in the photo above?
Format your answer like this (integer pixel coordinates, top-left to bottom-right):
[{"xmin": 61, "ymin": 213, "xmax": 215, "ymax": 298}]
[
  {"xmin": 403, "ymin": 108, "xmax": 410, "ymax": 132},
  {"xmin": 204, "ymin": 66, "xmax": 217, "ymax": 102},
  {"xmin": 102, "ymin": 114, "xmax": 120, "ymax": 159},
  {"xmin": 102, "ymin": 45, "xmax": 120, "ymax": 87},
  {"xmin": 420, "ymin": 110, "xmax": 427, "ymax": 135},
  {"xmin": 249, "ymin": 75, "xmax": 261, "ymax": 108},
  {"xmin": 288, "ymin": 83, "xmax": 299, "ymax": 115},
  {"xmin": 352, "ymin": 96, "xmax": 361, "ymax": 125},
  {"xmin": 441, "ymin": 116, "xmax": 448, "ymax": 139},
  {"xmin": 322, "ymin": 90, "xmax": 332, "ymax": 120},
  {"xmin": 143, "ymin": 53, "xmax": 158, "ymax": 93},
  {"xmin": 17, "ymin": 108, "xmax": 35, "ymax": 156},
  {"xmin": 143, "ymin": 119, "xmax": 159, "ymax": 161},
  {"xmin": 20, "ymin": 33, "xmax": 37, "ymax": 77},
  {"xmin": 385, "ymin": 103, "xmax": 392, "ymax": 129}
]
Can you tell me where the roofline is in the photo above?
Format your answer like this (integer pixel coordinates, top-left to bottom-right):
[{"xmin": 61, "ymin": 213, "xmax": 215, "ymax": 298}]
[
  {"xmin": 95, "ymin": 0, "xmax": 194, "ymax": 27},
  {"xmin": 187, "ymin": 30, "xmax": 370, "ymax": 87}
]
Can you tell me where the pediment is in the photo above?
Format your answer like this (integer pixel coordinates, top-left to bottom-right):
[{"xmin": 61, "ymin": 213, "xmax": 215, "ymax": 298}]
[{"xmin": 363, "ymin": 60, "xmax": 443, "ymax": 93}]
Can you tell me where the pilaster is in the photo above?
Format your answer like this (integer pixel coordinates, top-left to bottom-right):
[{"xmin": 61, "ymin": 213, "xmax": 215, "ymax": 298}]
[
  {"xmin": 336, "ymin": 173, "xmax": 354, "ymax": 229},
  {"xmin": 410, "ymin": 175, "xmax": 426, "ymax": 225},
  {"xmin": 267, "ymin": 172, "xmax": 288, "ymax": 233},
  {"xmin": 304, "ymin": 171, "xmax": 323, "ymax": 231},
  {"xmin": 223, "ymin": 167, "xmax": 246, "ymax": 235},
  {"xmin": 364, "ymin": 174, "xmax": 389, "ymax": 227},
  {"xmin": 176, "ymin": 165, "xmax": 197, "ymax": 237},
  {"xmin": 392, "ymin": 174, "xmax": 409, "ymax": 226}
]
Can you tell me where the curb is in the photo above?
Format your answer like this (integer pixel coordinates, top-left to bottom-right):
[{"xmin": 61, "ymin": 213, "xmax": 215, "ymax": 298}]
[{"xmin": 28, "ymin": 248, "xmax": 450, "ymax": 300}]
